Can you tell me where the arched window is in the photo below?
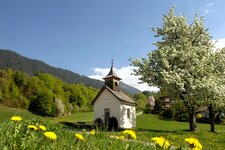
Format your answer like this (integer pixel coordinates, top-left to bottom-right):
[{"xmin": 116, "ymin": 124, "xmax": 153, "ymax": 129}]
[
  {"xmin": 127, "ymin": 108, "xmax": 130, "ymax": 119},
  {"xmin": 104, "ymin": 108, "xmax": 110, "ymax": 126}
]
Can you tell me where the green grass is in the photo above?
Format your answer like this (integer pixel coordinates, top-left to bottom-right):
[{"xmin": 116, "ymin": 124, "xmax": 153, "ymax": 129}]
[
  {"xmin": 52, "ymin": 112, "xmax": 94, "ymax": 123},
  {"xmin": 136, "ymin": 114, "xmax": 225, "ymax": 132},
  {"xmin": 0, "ymin": 119, "xmax": 152, "ymax": 150},
  {"xmin": 0, "ymin": 105, "xmax": 94, "ymax": 124},
  {"xmin": 0, "ymin": 105, "xmax": 40, "ymax": 122},
  {"xmin": 136, "ymin": 114, "xmax": 225, "ymax": 149},
  {"xmin": 1, "ymin": 106, "xmax": 225, "ymax": 149}
]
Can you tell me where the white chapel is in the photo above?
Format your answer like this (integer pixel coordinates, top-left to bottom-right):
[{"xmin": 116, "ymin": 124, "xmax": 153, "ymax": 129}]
[{"xmin": 92, "ymin": 61, "xmax": 136, "ymax": 129}]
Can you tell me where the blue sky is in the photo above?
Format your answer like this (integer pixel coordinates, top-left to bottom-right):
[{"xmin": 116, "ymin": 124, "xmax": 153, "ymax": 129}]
[{"xmin": 1, "ymin": 0, "xmax": 225, "ymax": 91}]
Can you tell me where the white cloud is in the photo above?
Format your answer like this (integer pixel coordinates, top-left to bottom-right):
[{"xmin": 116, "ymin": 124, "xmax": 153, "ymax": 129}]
[
  {"xmin": 204, "ymin": 2, "xmax": 214, "ymax": 14},
  {"xmin": 214, "ymin": 38, "xmax": 225, "ymax": 49},
  {"xmin": 88, "ymin": 68, "xmax": 109, "ymax": 80},
  {"xmin": 88, "ymin": 66, "xmax": 159, "ymax": 92},
  {"xmin": 206, "ymin": 2, "xmax": 213, "ymax": 7},
  {"xmin": 204, "ymin": 9, "xmax": 210, "ymax": 14}
]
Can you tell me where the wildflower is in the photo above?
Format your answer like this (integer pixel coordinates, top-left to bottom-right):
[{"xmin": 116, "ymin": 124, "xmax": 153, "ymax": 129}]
[
  {"xmin": 27, "ymin": 125, "xmax": 38, "ymax": 130},
  {"xmin": 122, "ymin": 130, "xmax": 136, "ymax": 140},
  {"xmin": 44, "ymin": 131, "xmax": 57, "ymax": 140},
  {"xmin": 75, "ymin": 133, "xmax": 85, "ymax": 141},
  {"xmin": 39, "ymin": 125, "xmax": 47, "ymax": 131},
  {"xmin": 192, "ymin": 148, "xmax": 201, "ymax": 150},
  {"xmin": 185, "ymin": 137, "xmax": 202, "ymax": 150},
  {"xmin": 114, "ymin": 135, "xmax": 124, "ymax": 140},
  {"xmin": 10, "ymin": 116, "xmax": 22, "ymax": 122},
  {"xmin": 90, "ymin": 129, "xmax": 95, "ymax": 135},
  {"xmin": 151, "ymin": 136, "xmax": 170, "ymax": 149}
]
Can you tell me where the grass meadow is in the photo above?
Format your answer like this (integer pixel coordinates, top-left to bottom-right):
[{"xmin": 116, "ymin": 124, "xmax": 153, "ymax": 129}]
[
  {"xmin": 0, "ymin": 105, "xmax": 39, "ymax": 121},
  {"xmin": 52, "ymin": 112, "xmax": 94, "ymax": 123},
  {"xmin": 1, "ymin": 105, "xmax": 225, "ymax": 149}
]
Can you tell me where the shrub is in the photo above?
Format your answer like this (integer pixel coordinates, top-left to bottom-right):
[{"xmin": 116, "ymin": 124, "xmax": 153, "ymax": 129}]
[
  {"xmin": 162, "ymin": 107, "xmax": 175, "ymax": 119},
  {"xmin": 153, "ymin": 99, "xmax": 162, "ymax": 114},
  {"xmin": 108, "ymin": 117, "xmax": 118, "ymax": 130},
  {"xmin": 151, "ymin": 109, "xmax": 163, "ymax": 115},
  {"xmin": 176, "ymin": 112, "xmax": 189, "ymax": 122},
  {"xmin": 29, "ymin": 91, "xmax": 58, "ymax": 117},
  {"xmin": 94, "ymin": 118, "xmax": 103, "ymax": 130}
]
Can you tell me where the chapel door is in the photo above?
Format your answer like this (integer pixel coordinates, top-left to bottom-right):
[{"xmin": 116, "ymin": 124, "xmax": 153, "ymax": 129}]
[{"xmin": 104, "ymin": 108, "xmax": 110, "ymax": 127}]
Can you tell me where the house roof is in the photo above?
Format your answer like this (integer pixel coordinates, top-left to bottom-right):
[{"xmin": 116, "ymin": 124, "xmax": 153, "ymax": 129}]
[{"xmin": 92, "ymin": 86, "xmax": 136, "ymax": 105}]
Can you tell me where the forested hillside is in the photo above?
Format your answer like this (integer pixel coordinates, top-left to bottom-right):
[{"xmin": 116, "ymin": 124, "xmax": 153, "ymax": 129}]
[
  {"xmin": 0, "ymin": 69, "xmax": 98, "ymax": 116},
  {"xmin": 0, "ymin": 49, "xmax": 140, "ymax": 94}
]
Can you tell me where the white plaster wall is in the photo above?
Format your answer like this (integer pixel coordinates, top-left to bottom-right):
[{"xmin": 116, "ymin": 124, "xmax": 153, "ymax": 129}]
[
  {"xmin": 120, "ymin": 104, "xmax": 136, "ymax": 129},
  {"xmin": 94, "ymin": 89, "xmax": 121, "ymax": 124}
]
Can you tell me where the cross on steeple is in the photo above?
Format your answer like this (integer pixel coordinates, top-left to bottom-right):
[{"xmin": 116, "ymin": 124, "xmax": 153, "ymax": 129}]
[{"xmin": 111, "ymin": 58, "xmax": 114, "ymax": 67}]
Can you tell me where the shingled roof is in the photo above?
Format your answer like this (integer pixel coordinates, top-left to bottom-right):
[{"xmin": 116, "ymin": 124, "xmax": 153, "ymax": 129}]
[
  {"xmin": 103, "ymin": 63, "xmax": 121, "ymax": 80},
  {"xmin": 92, "ymin": 86, "xmax": 136, "ymax": 105}
]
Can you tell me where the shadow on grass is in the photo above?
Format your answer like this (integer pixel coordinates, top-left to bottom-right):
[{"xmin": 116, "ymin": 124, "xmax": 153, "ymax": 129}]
[
  {"xmin": 156, "ymin": 115, "xmax": 188, "ymax": 122},
  {"xmin": 136, "ymin": 128, "xmax": 194, "ymax": 134},
  {"xmin": 136, "ymin": 128, "xmax": 176, "ymax": 133},
  {"xmin": 157, "ymin": 116, "xmax": 175, "ymax": 121},
  {"xmin": 59, "ymin": 121, "xmax": 126, "ymax": 132},
  {"xmin": 59, "ymin": 121, "xmax": 95, "ymax": 130}
]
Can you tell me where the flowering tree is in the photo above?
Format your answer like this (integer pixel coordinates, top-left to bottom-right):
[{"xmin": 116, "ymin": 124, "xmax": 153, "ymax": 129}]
[
  {"xmin": 131, "ymin": 8, "xmax": 223, "ymax": 131},
  {"xmin": 204, "ymin": 48, "xmax": 225, "ymax": 132}
]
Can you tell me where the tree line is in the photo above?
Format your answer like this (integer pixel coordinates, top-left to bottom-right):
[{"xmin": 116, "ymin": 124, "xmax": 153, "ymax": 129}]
[
  {"xmin": 0, "ymin": 69, "xmax": 98, "ymax": 117},
  {"xmin": 0, "ymin": 49, "xmax": 140, "ymax": 94}
]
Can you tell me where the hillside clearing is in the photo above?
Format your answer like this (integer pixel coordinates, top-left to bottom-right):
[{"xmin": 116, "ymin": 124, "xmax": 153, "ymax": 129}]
[{"xmin": 0, "ymin": 105, "xmax": 39, "ymax": 122}]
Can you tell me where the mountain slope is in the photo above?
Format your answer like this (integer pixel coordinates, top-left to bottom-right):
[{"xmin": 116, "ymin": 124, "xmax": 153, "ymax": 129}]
[{"xmin": 0, "ymin": 49, "xmax": 140, "ymax": 94}]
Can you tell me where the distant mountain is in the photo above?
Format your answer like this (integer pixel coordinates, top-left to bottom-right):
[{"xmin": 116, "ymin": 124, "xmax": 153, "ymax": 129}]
[{"xmin": 0, "ymin": 49, "xmax": 141, "ymax": 94}]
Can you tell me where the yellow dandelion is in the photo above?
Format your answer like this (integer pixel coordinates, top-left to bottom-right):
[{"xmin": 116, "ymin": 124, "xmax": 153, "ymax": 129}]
[
  {"xmin": 185, "ymin": 137, "xmax": 199, "ymax": 144},
  {"xmin": 122, "ymin": 130, "xmax": 136, "ymax": 140},
  {"xmin": 151, "ymin": 136, "xmax": 170, "ymax": 149},
  {"xmin": 10, "ymin": 116, "xmax": 22, "ymax": 122},
  {"xmin": 27, "ymin": 125, "xmax": 38, "ymax": 130},
  {"xmin": 185, "ymin": 137, "xmax": 202, "ymax": 150},
  {"xmin": 75, "ymin": 133, "xmax": 85, "ymax": 141},
  {"xmin": 39, "ymin": 125, "xmax": 47, "ymax": 131},
  {"xmin": 44, "ymin": 131, "xmax": 57, "ymax": 140},
  {"xmin": 90, "ymin": 130, "xmax": 95, "ymax": 135},
  {"xmin": 192, "ymin": 148, "xmax": 201, "ymax": 150}
]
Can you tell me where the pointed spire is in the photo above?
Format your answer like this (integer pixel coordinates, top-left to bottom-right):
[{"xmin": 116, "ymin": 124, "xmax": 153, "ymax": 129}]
[
  {"xmin": 103, "ymin": 59, "xmax": 121, "ymax": 80},
  {"xmin": 111, "ymin": 58, "xmax": 114, "ymax": 68}
]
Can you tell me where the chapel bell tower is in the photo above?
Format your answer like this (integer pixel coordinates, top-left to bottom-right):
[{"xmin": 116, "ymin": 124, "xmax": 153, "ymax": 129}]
[{"xmin": 103, "ymin": 60, "xmax": 121, "ymax": 91}]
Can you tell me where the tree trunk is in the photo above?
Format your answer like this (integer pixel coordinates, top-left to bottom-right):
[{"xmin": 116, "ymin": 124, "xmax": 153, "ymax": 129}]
[
  {"xmin": 188, "ymin": 106, "xmax": 197, "ymax": 131},
  {"xmin": 208, "ymin": 104, "xmax": 215, "ymax": 132}
]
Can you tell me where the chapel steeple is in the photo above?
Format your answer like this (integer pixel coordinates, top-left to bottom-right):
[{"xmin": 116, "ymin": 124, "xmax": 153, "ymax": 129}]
[{"xmin": 103, "ymin": 59, "xmax": 121, "ymax": 91}]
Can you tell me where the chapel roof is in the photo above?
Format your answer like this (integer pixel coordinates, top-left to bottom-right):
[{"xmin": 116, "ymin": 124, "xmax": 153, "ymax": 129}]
[
  {"xmin": 92, "ymin": 86, "xmax": 136, "ymax": 105},
  {"xmin": 103, "ymin": 60, "xmax": 121, "ymax": 80}
]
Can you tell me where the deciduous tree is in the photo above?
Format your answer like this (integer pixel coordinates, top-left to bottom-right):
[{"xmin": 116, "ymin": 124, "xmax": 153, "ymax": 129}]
[{"xmin": 131, "ymin": 8, "xmax": 221, "ymax": 131}]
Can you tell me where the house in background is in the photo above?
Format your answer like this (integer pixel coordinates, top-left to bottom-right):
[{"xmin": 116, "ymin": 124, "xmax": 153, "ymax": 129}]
[
  {"xmin": 92, "ymin": 62, "xmax": 136, "ymax": 129},
  {"xmin": 159, "ymin": 96, "xmax": 172, "ymax": 110}
]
